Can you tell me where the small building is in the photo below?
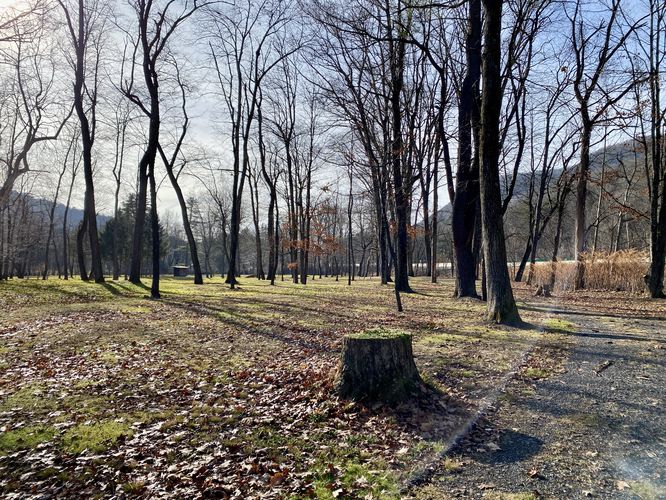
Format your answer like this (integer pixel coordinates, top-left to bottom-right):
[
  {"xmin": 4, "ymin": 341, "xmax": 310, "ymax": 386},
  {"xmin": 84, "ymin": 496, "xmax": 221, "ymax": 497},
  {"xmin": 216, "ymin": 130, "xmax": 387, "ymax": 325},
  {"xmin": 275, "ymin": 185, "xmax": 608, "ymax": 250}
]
[{"xmin": 173, "ymin": 265, "xmax": 189, "ymax": 277}]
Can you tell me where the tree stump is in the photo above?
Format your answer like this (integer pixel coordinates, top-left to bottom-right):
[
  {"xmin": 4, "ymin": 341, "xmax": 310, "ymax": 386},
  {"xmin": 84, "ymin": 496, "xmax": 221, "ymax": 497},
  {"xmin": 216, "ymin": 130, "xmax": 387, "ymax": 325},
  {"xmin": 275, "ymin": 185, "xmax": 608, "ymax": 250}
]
[
  {"xmin": 334, "ymin": 330, "xmax": 422, "ymax": 402},
  {"xmin": 534, "ymin": 284, "xmax": 551, "ymax": 297}
]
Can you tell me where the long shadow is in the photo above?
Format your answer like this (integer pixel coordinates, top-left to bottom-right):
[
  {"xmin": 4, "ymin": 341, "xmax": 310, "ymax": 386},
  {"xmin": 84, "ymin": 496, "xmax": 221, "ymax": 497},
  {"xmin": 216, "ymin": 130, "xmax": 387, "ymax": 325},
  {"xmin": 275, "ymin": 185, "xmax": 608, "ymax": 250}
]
[
  {"xmin": 473, "ymin": 430, "xmax": 544, "ymax": 465},
  {"xmin": 563, "ymin": 344, "xmax": 666, "ymax": 367},
  {"xmin": 163, "ymin": 297, "xmax": 337, "ymax": 355},
  {"xmin": 109, "ymin": 280, "xmax": 150, "ymax": 294},
  {"xmin": 551, "ymin": 326, "xmax": 663, "ymax": 344},
  {"xmin": 516, "ymin": 378, "xmax": 665, "ymax": 418},
  {"xmin": 161, "ymin": 296, "xmax": 481, "ymax": 446},
  {"xmin": 100, "ymin": 282, "xmax": 122, "ymax": 296},
  {"xmin": 521, "ymin": 303, "xmax": 666, "ymax": 323}
]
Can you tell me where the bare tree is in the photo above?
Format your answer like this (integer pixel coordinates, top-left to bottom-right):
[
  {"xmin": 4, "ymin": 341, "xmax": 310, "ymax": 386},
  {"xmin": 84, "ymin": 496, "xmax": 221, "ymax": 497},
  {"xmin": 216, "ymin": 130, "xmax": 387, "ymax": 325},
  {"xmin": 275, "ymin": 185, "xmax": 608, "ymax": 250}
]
[
  {"xmin": 157, "ymin": 59, "xmax": 204, "ymax": 285},
  {"xmin": 0, "ymin": 23, "xmax": 71, "ymax": 212},
  {"xmin": 568, "ymin": 0, "xmax": 640, "ymax": 289},
  {"xmin": 58, "ymin": 0, "xmax": 108, "ymax": 283},
  {"xmin": 208, "ymin": 0, "xmax": 295, "ymax": 288},
  {"xmin": 479, "ymin": 0, "xmax": 520, "ymax": 324},
  {"xmin": 42, "ymin": 135, "xmax": 75, "ymax": 279},
  {"xmin": 634, "ymin": 0, "xmax": 666, "ymax": 297},
  {"xmin": 122, "ymin": 0, "xmax": 206, "ymax": 297}
]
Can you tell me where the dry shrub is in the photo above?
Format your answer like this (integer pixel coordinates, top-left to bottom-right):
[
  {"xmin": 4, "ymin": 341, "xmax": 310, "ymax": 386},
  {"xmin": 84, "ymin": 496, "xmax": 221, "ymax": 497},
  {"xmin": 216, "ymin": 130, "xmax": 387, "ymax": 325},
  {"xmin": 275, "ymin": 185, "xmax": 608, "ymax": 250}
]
[{"xmin": 530, "ymin": 250, "xmax": 651, "ymax": 293}]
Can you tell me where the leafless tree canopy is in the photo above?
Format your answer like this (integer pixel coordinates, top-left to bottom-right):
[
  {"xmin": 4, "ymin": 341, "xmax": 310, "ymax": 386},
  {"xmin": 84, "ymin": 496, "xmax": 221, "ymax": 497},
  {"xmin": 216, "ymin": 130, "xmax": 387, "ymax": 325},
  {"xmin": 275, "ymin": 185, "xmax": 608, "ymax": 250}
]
[{"xmin": 1, "ymin": 0, "xmax": 665, "ymax": 313}]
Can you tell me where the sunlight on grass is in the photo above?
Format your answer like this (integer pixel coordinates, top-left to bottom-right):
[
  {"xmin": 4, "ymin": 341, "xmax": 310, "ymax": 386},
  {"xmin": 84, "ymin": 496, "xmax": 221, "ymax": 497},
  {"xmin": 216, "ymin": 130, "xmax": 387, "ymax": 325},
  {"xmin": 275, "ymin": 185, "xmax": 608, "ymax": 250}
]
[{"xmin": 62, "ymin": 421, "xmax": 133, "ymax": 454}]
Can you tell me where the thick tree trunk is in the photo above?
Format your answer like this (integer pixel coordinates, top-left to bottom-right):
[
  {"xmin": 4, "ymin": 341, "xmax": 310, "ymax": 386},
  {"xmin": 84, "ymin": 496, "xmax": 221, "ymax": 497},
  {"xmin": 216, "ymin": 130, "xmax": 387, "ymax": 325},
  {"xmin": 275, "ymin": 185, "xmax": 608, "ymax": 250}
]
[
  {"xmin": 390, "ymin": 29, "xmax": 411, "ymax": 294},
  {"xmin": 82, "ymin": 143, "xmax": 104, "ymax": 283},
  {"xmin": 335, "ymin": 331, "xmax": 422, "ymax": 402},
  {"xmin": 647, "ymin": 195, "xmax": 666, "ymax": 297},
  {"xmin": 226, "ymin": 209, "xmax": 240, "ymax": 287},
  {"xmin": 452, "ymin": 0, "xmax": 481, "ymax": 298},
  {"xmin": 479, "ymin": 0, "xmax": 520, "ymax": 325}
]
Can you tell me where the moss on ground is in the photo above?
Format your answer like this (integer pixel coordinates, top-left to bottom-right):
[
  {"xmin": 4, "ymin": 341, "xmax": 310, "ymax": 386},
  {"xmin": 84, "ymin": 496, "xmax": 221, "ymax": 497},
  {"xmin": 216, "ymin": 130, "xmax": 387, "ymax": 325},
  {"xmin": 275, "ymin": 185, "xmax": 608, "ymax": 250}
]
[
  {"xmin": 0, "ymin": 425, "xmax": 56, "ymax": 454},
  {"xmin": 522, "ymin": 367, "xmax": 552, "ymax": 379},
  {"xmin": 543, "ymin": 318, "xmax": 576, "ymax": 333},
  {"xmin": 347, "ymin": 328, "xmax": 411, "ymax": 340},
  {"xmin": 62, "ymin": 421, "xmax": 133, "ymax": 454},
  {"xmin": 0, "ymin": 384, "xmax": 58, "ymax": 413}
]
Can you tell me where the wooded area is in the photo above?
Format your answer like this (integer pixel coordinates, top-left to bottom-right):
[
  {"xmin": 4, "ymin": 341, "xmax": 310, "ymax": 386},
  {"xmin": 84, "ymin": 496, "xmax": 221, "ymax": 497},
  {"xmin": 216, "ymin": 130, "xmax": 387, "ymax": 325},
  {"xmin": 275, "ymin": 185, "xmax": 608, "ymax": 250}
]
[
  {"xmin": 0, "ymin": 0, "xmax": 665, "ymax": 317},
  {"xmin": 1, "ymin": 0, "xmax": 665, "ymax": 497}
]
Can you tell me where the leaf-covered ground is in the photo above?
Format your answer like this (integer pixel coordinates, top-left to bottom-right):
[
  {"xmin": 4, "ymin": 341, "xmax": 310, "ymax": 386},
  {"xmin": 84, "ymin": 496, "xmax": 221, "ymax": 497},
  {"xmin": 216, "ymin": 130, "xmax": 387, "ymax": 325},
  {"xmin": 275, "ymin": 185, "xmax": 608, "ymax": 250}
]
[{"xmin": 1, "ymin": 276, "xmax": 655, "ymax": 498}]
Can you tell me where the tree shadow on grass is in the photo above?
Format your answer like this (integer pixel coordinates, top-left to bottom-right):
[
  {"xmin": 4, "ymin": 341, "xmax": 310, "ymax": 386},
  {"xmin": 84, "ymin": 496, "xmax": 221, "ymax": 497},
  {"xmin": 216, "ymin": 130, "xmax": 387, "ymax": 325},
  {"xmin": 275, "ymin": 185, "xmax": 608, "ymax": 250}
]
[
  {"xmin": 100, "ymin": 282, "xmax": 122, "ymax": 296},
  {"xmin": 163, "ymin": 297, "xmax": 339, "ymax": 355}
]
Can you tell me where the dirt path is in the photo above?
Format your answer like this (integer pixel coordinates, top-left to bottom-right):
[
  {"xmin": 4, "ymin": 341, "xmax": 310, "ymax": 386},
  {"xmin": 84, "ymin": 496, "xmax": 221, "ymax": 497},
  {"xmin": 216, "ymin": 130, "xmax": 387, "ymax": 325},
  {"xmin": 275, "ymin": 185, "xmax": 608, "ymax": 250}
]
[{"xmin": 414, "ymin": 303, "xmax": 666, "ymax": 499}]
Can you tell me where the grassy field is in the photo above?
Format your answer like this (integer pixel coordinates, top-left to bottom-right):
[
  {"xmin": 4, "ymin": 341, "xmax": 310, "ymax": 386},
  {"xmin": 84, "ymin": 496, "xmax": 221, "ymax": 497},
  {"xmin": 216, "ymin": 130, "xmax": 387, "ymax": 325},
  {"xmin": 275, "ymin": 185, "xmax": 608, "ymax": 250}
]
[{"xmin": 0, "ymin": 275, "xmax": 580, "ymax": 498}]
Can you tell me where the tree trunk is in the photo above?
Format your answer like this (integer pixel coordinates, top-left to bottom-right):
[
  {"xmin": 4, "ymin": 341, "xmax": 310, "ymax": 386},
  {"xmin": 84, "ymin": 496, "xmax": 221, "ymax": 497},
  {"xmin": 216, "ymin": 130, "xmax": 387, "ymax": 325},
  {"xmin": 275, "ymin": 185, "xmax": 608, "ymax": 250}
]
[
  {"xmin": 76, "ymin": 218, "xmax": 88, "ymax": 281},
  {"xmin": 574, "ymin": 122, "xmax": 591, "ymax": 290},
  {"xmin": 166, "ymin": 167, "xmax": 204, "ymax": 285},
  {"xmin": 549, "ymin": 199, "xmax": 566, "ymax": 289},
  {"xmin": 250, "ymin": 174, "xmax": 265, "ymax": 280},
  {"xmin": 149, "ymin": 165, "xmax": 160, "ymax": 298},
  {"xmin": 389, "ymin": 25, "xmax": 411, "ymax": 294},
  {"xmin": 479, "ymin": 0, "xmax": 520, "ymax": 324},
  {"xmin": 42, "ymin": 168, "xmax": 65, "ymax": 280},
  {"xmin": 452, "ymin": 0, "xmax": 481, "ymax": 298},
  {"xmin": 335, "ymin": 331, "xmax": 422, "ymax": 402},
  {"xmin": 431, "ymin": 134, "xmax": 440, "ymax": 283},
  {"xmin": 514, "ymin": 235, "xmax": 532, "ymax": 282}
]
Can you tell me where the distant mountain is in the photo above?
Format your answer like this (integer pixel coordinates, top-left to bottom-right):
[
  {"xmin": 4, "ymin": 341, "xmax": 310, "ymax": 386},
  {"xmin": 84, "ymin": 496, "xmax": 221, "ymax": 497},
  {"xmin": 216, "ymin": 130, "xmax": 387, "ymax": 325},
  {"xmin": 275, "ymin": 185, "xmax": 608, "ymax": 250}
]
[
  {"xmin": 433, "ymin": 138, "xmax": 644, "ymax": 222},
  {"xmin": 9, "ymin": 191, "xmax": 110, "ymax": 229}
]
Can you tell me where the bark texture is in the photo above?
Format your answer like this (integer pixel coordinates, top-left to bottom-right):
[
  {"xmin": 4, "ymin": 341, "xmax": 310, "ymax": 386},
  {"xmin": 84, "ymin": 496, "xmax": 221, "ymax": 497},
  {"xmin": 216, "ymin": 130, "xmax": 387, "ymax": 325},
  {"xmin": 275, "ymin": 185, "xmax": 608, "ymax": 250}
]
[
  {"xmin": 335, "ymin": 331, "xmax": 421, "ymax": 402},
  {"xmin": 479, "ymin": 0, "xmax": 521, "ymax": 324}
]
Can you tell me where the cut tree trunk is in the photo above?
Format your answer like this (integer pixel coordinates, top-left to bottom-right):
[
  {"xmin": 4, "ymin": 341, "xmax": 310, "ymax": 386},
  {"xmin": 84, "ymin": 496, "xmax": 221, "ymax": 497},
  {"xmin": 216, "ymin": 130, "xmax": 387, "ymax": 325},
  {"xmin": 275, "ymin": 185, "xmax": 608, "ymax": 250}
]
[{"xmin": 335, "ymin": 330, "xmax": 422, "ymax": 402}]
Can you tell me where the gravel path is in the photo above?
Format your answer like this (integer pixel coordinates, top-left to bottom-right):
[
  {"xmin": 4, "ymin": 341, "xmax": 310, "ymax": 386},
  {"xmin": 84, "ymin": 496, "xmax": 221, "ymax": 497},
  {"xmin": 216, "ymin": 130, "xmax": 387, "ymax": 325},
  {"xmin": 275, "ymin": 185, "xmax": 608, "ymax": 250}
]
[{"xmin": 414, "ymin": 303, "xmax": 666, "ymax": 499}]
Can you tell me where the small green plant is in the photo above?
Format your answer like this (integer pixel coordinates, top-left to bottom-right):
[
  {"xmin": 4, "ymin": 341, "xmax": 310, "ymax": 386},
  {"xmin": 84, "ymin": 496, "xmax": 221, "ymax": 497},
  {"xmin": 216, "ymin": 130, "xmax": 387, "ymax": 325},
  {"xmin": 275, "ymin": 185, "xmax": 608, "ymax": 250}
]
[
  {"xmin": 122, "ymin": 480, "xmax": 147, "ymax": 495},
  {"xmin": 522, "ymin": 367, "xmax": 551, "ymax": 379}
]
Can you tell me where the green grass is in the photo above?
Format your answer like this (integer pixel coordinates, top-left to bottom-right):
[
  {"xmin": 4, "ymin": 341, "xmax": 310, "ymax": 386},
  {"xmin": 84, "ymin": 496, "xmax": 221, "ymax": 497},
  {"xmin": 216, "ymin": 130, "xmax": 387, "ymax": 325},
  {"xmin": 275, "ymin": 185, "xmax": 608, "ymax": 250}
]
[
  {"xmin": 62, "ymin": 421, "xmax": 133, "ymax": 454},
  {"xmin": 522, "ymin": 367, "xmax": 551, "ymax": 379},
  {"xmin": 0, "ymin": 383, "xmax": 58, "ymax": 413},
  {"xmin": 310, "ymin": 453, "xmax": 399, "ymax": 499},
  {"xmin": 542, "ymin": 318, "xmax": 576, "ymax": 333},
  {"xmin": 0, "ymin": 275, "xmax": 559, "ymax": 496},
  {"xmin": 0, "ymin": 425, "xmax": 56, "ymax": 454},
  {"xmin": 347, "ymin": 328, "xmax": 411, "ymax": 340}
]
